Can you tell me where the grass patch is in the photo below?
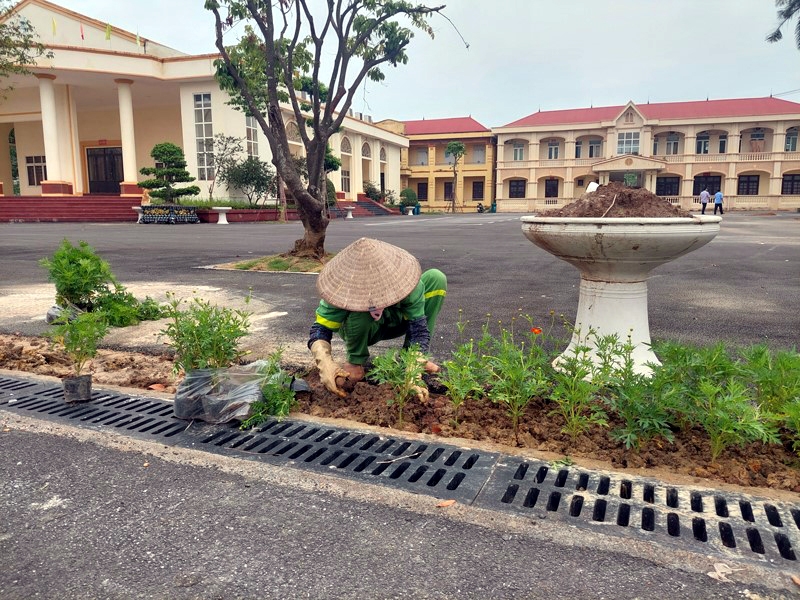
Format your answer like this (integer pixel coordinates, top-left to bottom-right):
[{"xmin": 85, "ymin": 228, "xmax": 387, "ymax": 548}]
[{"xmin": 227, "ymin": 253, "xmax": 334, "ymax": 273}]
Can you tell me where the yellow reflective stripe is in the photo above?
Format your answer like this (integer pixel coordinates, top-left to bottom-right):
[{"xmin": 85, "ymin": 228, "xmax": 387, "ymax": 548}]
[
  {"xmin": 424, "ymin": 289, "xmax": 446, "ymax": 299},
  {"xmin": 316, "ymin": 314, "xmax": 342, "ymax": 330}
]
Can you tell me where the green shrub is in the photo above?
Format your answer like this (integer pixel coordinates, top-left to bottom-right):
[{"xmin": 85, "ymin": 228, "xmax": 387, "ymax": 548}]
[
  {"xmin": 138, "ymin": 142, "xmax": 201, "ymax": 204},
  {"xmin": 160, "ymin": 293, "xmax": 251, "ymax": 373},
  {"xmin": 39, "ymin": 239, "xmax": 116, "ymax": 310},
  {"xmin": 399, "ymin": 187, "xmax": 417, "ymax": 208}
]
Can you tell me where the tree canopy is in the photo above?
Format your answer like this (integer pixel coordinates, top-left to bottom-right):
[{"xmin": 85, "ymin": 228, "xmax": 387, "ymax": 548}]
[
  {"xmin": 0, "ymin": 1, "xmax": 52, "ymax": 97},
  {"xmin": 205, "ymin": 0, "xmax": 445, "ymax": 258}
]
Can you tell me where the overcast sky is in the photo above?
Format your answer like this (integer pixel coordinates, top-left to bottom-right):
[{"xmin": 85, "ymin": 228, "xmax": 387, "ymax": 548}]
[{"xmin": 54, "ymin": 0, "xmax": 800, "ymax": 128}]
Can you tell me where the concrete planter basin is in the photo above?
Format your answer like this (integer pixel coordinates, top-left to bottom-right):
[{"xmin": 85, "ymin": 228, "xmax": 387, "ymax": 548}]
[{"xmin": 521, "ymin": 215, "xmax": 722, "ymax": 374}]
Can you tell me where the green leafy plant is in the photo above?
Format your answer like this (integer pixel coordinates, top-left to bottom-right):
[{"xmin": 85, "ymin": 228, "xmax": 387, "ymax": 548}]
[
  {"xmin": 689, "ymin": 379, "xmax": 780, "ymax": 462},
  {"xmin": 48, "ymin": 311, "xmax": 109, "ymax": 376},
  {"xmin": 39, "ymin": 239, "xmax": 166, "ymax": 326},
  {"xmin": 439, "ymin": 339, "xmax": 483, "ymax": 426},
  {"xmin": 39, "ymin": 239, "xmax": 116, "ymax": 310},
  {"xmin": 159, "ymin": 292, "xmax": 251, "ymax": 373},
  {"xmin": 240, "ymin": 350, "xmax": 296, "ymax": 429},
  {"xmin": 219, "ymin": 155, "xmax": 277, "ymax": 206},
  {"xmin": 370, "ymin": 345, "xmax": 427, "ymax": 426},
  {"xmin": 548, "ymin": 340, "xmax": 607, "ymax": 440},
  {"xmin": 483, "ymin": 329, "xmax": 550, "ymax": 444}
]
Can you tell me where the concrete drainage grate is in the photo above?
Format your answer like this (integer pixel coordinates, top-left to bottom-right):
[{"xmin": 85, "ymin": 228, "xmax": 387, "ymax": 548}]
[
  {"xmin": 3, "ymin": 374, "xmax": 800, "ymax": 566},
  {"xmin": 177, "ymin": 420, "xmax": 498, "ymax": 504},
  {"xmin": 0, "ymin": 375, "xmax": 45, "ymax": 404},
  {"xmin": 2, "ymin": 383, "xmax": 187, "ymax": 442},
  {"xmin": 474, "ymin": 458, "xmax": 800, "ymax": 564}
]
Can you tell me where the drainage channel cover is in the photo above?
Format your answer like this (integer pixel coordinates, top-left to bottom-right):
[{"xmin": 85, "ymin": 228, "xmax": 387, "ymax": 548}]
[
  {"xmin": 0, "ymin": 376, "xmax": 498, "ymax": 504},
  {"xmin": 0, "ymin": 380, "xmax": 188, "ymax": 443},
  {"xmin": 177, "ymin": 420, "xmax": 498, "ymax": 504},
  {"xmin": 474, "ymin": 458, "xmax": 800, "ymax": 565}
]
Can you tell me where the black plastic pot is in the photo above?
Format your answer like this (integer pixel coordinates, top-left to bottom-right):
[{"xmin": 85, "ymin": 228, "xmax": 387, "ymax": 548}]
[{"xmin": 63, "ymin": 374, "xmax": 92, "ymax": 402}]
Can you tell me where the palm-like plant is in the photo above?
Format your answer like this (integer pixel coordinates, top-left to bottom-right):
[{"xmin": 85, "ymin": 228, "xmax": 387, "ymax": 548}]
[{"xmin": 767, "ymin": 0, "xmax": 800, "ymax": 49}]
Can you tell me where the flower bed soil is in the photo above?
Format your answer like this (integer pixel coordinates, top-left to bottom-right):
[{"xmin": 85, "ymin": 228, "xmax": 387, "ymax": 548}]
[{"xmin": 2, "ymin": 333, "xmax": 798, "ymax": 495}]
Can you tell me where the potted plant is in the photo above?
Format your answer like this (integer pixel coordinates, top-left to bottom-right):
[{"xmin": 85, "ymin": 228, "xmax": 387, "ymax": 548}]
[{"xmin": 48, "ymin": 311, "xmax": 109, "ymax": 402}]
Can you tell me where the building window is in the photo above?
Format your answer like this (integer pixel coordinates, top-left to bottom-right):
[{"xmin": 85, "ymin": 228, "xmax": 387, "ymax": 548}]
[
  {"xmin": 444, "ymin": 181, "xmax": 454, "ymax": 200},
  {"xmin": 340, "ymin": 169, "xmax": 350, "ymax": 193},
  {"xmin": 737, "ymin": 175, "xmax": 759, "ymax": 196},
  {"xmin": 472, "ymin": 145, "xmax": 485, "ymax": 164},
  {"xmin": 575, "ymin": 140, "xmax": 582, "ymax": 158},
  {"xmin": 547, "ymin": 141, "xmax": 559, "ymax": 160},
  {"xmin": 588, "ymin": 140, "xmax": 601, "ymax": 158},
  {"xmin": 695, "ymin": 133, "xmax": 709, "ymax": 155},
  {"xmin": 666, "ymin": 134, "xmax": 679, "ymax": 155},
  {"xmin": 656, "ymin": 176, "xmax": 680, "ymax": 196},
  {"xmin": 652, "ymin": 138, "xmax": 658, "ymax": 155},
  {"xmin": 576, "ymin": 178, "xmax": 584, "ymax": 187},
  {"xmin": 416, "ymin": 149, "xmax": 428, "ymax": 165},
  {"xmin": 417, "ymin": 181, "xmax": 428, "ymax": 200},
  {"xmin": 786, "ymin": 129, "xmax": 798, "ymax": 152},
  {"xmin": 26, "ymin": 155, "xmax": 47, "ymax": 186},
  {"xmin": 245, "ymin": 115, "xmax": 258, "ymax": 157},
  {"xmin": 624, "ymin": 111, "xmax": 634, "ymax": 123},
  {"xmin": 509, "ymin": 179, "xmax": 526, "ymax": 198},
  {"xmin": 719, "ymin": 135, "xmax": 727, "ymax": 154},
  {"xmin": 340, "ymin": 137, "xmax": 352, "ymax": 154},
  {"xmin": 443, "ymin": 148, "xmax": 455, "ymax": 165},
  {"xmin": 361, "ymin": 142, "xmax": 371, "ymax": 158},
  {"xmin": 782, "ymin": 174, "xmax": 800, "ymax": 194},
  {"xmin": 749, "ymin": 130, "xmax": 765, "ymax": 152},
  {"xmin": 194, "ymin": 93, "xmax": 214, "ymax": 180},
  {"xmin": 512, "ymin": 142, "xmax": 524, "ymax": 161},
  {"xmin": 472, "ymin": 181, "xmax": 484, "ymax": 200},
  {"xmin": 693, "ymin": 175, "xmax": 722, "ymax": 195},
  {"xmin": 379, "ymin": 147, "xmax": 386, "ymax": 162},
  {"xmin": 616, "ymin": 132, "xmax": 639, "ymax": 155},
  {"xmin": 544, "ymin": 179, "xmax": 558, "ymax": 198}
]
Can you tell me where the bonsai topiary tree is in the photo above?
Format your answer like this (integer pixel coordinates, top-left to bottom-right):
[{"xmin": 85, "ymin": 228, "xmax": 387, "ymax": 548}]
[
  {"xmin": 326, "ymin": 179, "xmax": 337, "ymax": 207},
  {"xmin": 138, "ymin": 142, "xmax": 201, "ymax": 204}
]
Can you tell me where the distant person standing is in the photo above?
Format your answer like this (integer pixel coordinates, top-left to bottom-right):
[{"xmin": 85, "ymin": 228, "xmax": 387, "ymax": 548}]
[
  {"xmin": 699, "ymin": 187, "xmax": 711, "ymax": 214},
  {"xmin": 713, "ymin": 190, "xmax": 724, "ymax": 215}
]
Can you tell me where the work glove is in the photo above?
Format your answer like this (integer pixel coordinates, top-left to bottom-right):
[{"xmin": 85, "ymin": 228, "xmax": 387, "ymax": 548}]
[
  {"xmin": 310, "ymin": 340, "xmax": 349, "ymax": 398},
  {"xmin": 408, "ymin": 350, "xmax": 433, "ymax": 403}
]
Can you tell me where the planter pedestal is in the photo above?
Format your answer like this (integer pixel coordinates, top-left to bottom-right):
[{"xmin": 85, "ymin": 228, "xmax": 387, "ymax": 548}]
[
  {"xmin": 521, "ymin": 215, "xmax": 722, "ymax": 375},
  {"xmin": 63, "ymin": 374, "xmax": 92, "ymax": 402}
]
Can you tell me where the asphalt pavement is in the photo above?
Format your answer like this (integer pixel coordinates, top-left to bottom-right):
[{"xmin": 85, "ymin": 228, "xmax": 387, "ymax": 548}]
[{"xmin": 1, "ymin": 212, "xmax": 799, "ymax": 598}]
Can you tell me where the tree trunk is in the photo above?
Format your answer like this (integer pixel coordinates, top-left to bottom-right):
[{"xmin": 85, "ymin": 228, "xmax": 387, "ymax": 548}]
[{"xmin": 291, "ymin": 197, "xmax": 328, "ymax": 258}]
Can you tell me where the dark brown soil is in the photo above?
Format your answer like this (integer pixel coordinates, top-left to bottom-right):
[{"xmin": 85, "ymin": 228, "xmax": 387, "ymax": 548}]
[
  {"xmin": 2, "ymin": 333, "xmax": 798, "ymax": 495},
  {"xmin": 543, "ymin": 182, "xmax": 692, "ymax": 218}
]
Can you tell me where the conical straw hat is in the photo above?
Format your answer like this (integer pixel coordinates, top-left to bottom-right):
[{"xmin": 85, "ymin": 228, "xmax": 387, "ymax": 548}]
[{"xmin": 317, "ymin": 238, "xmax": 421, "ymax": 311}]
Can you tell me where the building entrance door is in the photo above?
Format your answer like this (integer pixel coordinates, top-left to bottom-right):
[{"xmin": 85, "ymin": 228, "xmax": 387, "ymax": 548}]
[{"xmin": 86, "ymin": 147, "xmax": 123, "ymax": 194}]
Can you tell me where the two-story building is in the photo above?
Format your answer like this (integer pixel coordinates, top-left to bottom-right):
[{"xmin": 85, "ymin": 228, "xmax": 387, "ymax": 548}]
[
  {"xmin": 492, "ymin": 97, "xmax": 800, "ymax": 212},
  {"xmin": 0, "ymin": 0, "xmax": 407, "ymax": 203},
  {"xmin": 377, "ymin": 116, "xmax": 494, "ymax": 212}
]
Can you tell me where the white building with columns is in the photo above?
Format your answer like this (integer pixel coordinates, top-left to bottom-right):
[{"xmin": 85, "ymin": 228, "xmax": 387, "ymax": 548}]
[{"xmin": 0, "ymin": 0, "xmax": 407, "ymax": 200}]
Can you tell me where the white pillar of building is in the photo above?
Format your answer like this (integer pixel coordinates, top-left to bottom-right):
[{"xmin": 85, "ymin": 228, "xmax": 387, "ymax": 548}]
[
  {"xmin": 36, "ymin": 74, "xmax": 67, "ymax": 193},
  {"xmin": 115, "ymin": 78, "xmax": 139, "ymax": 195}
]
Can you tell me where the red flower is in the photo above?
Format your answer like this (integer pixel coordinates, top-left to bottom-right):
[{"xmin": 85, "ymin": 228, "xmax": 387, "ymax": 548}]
[{"xmin": 531, "ymin": 327, "xmax": 542, "ymax": 335}]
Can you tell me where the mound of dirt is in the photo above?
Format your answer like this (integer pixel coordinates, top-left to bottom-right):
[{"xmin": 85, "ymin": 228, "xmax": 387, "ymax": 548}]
[{"xmin": 543, "ymin": 182, "xmax": 692, "ymax": 218}]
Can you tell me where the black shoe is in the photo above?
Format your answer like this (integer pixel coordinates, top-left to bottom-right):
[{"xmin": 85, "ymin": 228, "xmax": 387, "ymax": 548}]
[{"xmin": 422, "ymin": 373, "xmax": 448, "ymax": 395}]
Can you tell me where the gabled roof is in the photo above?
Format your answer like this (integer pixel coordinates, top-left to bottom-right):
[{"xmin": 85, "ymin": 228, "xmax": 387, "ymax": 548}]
[
  {"xmin": 402, "ymin": 116, "xmax": 490, "ymax": 136},
  {"xmin": 502, "ymin": 97, "xmax": 800, "ymax": 128}
]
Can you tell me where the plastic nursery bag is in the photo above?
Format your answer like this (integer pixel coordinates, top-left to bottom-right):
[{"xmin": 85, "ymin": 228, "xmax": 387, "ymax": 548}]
[{"xmin": 173, "ymin": 360, "xmax": 291, "ymax": 424}]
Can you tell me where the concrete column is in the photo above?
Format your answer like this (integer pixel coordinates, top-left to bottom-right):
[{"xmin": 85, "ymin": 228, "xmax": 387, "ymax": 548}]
[
  {"xmin": 36, "ymin": 74, "xmax": 67, "ymax": 193},
  {"xmin": 115, "ymin": 79, "xmax": 140, "ymax": 195}
]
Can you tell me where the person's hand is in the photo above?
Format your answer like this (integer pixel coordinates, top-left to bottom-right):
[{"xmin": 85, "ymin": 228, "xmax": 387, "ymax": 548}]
[
  {"xmin": 310, "ymin": 340, "xmax": 350, "ymax": 398},
  {"xmin": 411, "ymin": 383, "xmax": 429, "ymax": 403},
  {"xmin": 423, "ymin": 360, "xmax": 440, "ymax": 374}
]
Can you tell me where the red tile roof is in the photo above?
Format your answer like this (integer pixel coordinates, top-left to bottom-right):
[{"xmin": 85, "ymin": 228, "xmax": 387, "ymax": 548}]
[
  {"xmin": 502, "ymin": 97, "xmax": 800, "ymax": 128},
  {"xmin": 402, "ymin": 116, "xmax": 490, "ymax": 135}
]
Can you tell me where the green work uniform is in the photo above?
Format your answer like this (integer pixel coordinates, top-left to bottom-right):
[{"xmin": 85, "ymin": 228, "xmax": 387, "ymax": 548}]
[{"xmin": 313, "ymin": 269, "xmax": 447, "ymax": 365}]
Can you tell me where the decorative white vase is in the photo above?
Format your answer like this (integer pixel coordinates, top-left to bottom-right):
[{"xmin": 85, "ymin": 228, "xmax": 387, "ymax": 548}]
[{"xmin": 521, "ymin": 215, "xmax": 722, "ymax": 375}]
